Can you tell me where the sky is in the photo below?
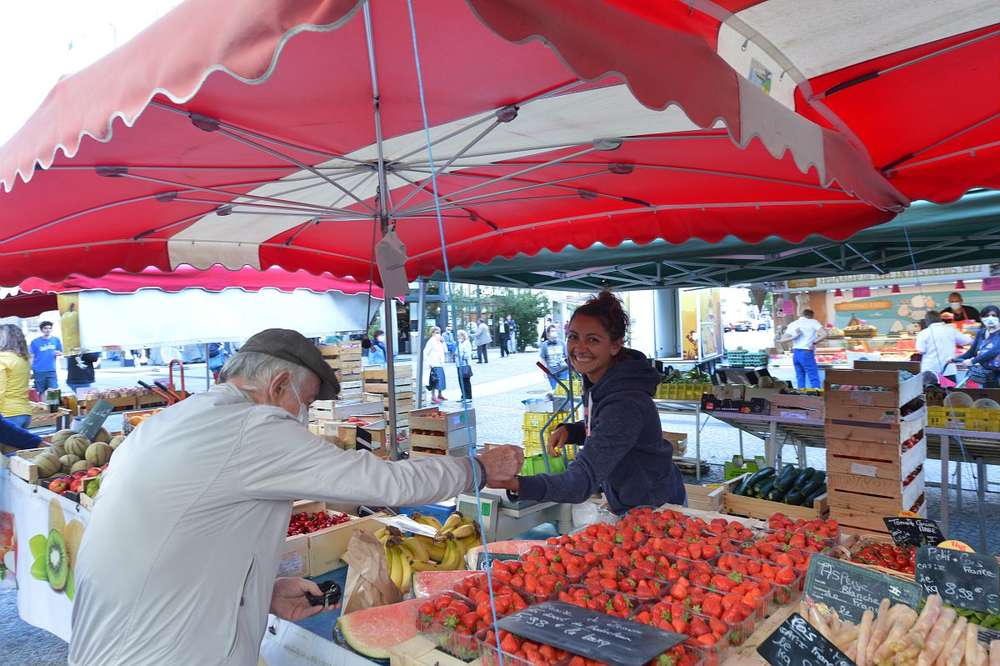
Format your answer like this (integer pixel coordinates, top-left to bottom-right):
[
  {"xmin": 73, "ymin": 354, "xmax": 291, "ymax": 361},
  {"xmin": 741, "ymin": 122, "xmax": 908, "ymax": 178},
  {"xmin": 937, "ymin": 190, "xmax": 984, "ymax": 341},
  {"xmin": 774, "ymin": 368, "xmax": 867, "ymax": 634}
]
[{"xmin": 0, "ymin": 0, "xmax": 182, "ymax": 146}]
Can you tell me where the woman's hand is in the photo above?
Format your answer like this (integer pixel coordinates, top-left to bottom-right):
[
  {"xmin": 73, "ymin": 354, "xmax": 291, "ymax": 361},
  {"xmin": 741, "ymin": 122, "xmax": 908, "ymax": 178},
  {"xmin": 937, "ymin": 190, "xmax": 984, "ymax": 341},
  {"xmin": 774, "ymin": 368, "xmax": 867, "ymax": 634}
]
[
  {"xmin": 270, "ymin": 577, "xmax": 326, "ymax": 621},
  {"xmin": 547, "ymin": 425, "xmax": 570, "ymax": 458}
]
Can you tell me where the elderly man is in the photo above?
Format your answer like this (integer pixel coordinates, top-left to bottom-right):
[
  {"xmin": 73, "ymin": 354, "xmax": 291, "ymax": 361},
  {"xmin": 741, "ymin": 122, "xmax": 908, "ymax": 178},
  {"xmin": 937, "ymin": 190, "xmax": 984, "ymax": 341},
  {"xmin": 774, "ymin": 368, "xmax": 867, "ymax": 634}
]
[{"xmin": 69, "ymin": 329, "xmax": 522, "ymax": 665}]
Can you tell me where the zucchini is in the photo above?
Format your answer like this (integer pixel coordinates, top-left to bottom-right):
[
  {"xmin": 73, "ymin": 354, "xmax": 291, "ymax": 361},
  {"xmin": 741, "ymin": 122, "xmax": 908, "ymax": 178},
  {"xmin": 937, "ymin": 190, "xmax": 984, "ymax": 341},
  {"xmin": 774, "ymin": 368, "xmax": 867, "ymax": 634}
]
[
  {"xmin": 803, "ymin": 485, "xmax": 827, "ymax": 508},
  {"xmin": 767, "ymin": 485, "xmax": 786, "ymax": 502},
  {"xmin": 812, "ymin": 470, "xmax": 826, "ymax": 484},
  {"xmin": 744, "ymin": 466, "xmax": 775, "ymax": 490},
  {"xmin": 792, "ymin": 467, "xmax": 816, "ymax": 490},
  {"xmin": 799, "ymin": 478, "xmax": 823, "ymax": 496},
  {"xmin": 784, "ymin": 490, "xmax": 805, "ymax": 506},
  {"xmin": 757, "ymin": 479, "xmax": 776, "ymax": 500},
  {"xmin": 735, "ymin": 473, "xmax": 754, "ymax": 496},
  {"xmin": 774, "ymin": 466, "xmax": 800, "ymax": 493}
]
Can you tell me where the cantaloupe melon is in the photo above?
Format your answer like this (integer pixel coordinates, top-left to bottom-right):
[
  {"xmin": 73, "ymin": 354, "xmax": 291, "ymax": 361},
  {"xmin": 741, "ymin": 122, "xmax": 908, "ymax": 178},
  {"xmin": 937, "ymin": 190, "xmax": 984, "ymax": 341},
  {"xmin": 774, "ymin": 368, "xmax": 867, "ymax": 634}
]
[
  {"xmin": 51, "ymin": 429, "xmax": 75, "ymax": 447},
  {"xmin": 64, "ymin": 435, "xmax": 89, "ymax": 458},
  {"xmin": 35, "ymin": 453, "xmax": 61, "ymax": 478},
  {"xmin": 336, "ymin": 598, "xmax": 425, "ymax": 660},
  {"xmin": 85, "ymin": 442, "xmax": 112, "ymax": 467}
]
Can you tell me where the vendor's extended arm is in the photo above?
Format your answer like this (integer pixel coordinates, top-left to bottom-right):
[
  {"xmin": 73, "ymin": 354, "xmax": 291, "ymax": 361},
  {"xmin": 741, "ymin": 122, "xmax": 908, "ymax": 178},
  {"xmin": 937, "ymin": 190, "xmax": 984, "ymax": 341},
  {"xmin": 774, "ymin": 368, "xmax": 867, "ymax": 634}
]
[
  {"xmin": 236, "ymin": 409, "xmax": 521, "ymax": 505},
  {"xmin": 956, "ymin": 330, "xmax": 982, "ymax": 361},
  {"xmin": 516, "ymin": 399, "xmax": 644, "ymax": 504}
]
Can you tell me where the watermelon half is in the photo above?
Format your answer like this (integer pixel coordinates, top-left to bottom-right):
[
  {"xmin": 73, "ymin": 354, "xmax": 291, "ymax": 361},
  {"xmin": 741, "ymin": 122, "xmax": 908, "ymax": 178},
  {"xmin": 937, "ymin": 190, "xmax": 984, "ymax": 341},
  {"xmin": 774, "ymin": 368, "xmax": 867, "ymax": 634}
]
[
  {"xmin": 337, "ymin": 598, "xmax": 425, "ymax": 660},
  {"xmin": 413, "ymin": 570, "xmax": 483, "ymax": 598}
]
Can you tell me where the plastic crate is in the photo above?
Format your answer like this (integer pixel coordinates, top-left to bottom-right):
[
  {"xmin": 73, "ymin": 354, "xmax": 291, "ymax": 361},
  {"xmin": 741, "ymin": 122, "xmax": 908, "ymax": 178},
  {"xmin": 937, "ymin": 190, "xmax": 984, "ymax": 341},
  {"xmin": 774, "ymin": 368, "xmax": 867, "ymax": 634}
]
[{"xmin": 520, "ymin": 454, "xmax": 567, "ymax": 476}]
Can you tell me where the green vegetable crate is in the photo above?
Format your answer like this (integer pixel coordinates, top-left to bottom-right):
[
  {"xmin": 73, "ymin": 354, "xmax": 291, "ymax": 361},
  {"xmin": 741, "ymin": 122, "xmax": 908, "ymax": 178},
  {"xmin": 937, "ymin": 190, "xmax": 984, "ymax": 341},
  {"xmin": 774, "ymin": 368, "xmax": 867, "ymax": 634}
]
[
  {"xmin": 520, "ymin": 453, "xmax": 566, "ymax": 476},
  {"xmin": 723, "ymin": 466, "xmax": 829, "ymax": 521}
]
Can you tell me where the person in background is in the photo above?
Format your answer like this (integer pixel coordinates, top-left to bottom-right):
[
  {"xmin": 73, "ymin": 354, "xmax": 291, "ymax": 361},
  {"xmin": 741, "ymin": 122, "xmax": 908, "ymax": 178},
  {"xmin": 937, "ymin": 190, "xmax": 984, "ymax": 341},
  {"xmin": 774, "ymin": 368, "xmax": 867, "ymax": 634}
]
[
  {"xmin": 947, "ymin": 292, "xmax": 981, "ymax": 323},
  {"xmin": 443, "ymin": 325, "xmax": 457, "ymax": 364},
  {"xmin": 0, "ymin": 325, "xmax": 34, "ymax": 429},
  {"xmin": 955, "ymin": 304, "xmax": 1000, "ymax": 387},
  {"xmin": 780, "ymin": 309, "xmax": 826, "ymax": 389},
  {"xmin": 498, "ymin": 316, "xmax": 510, "ymax": 358},
  {"xmin": 475, "ymin": 318, "xmax": 492, "ymax": 364},
  {"xmin": 506, "ymin": 315, "xmax": 518, "ymax": 354},
  {"xmin": 455, "ymin": 329, "xmax": 474, "ymax": 400},
  {"xmin": 30, "ymin": 320, "xmax": 63, "ymax": 394},
  {"xmin": 539, "ymin": 324, "xmax": 569, "ymax": 390},
  {"xmin": 916, "ymin": 310, "xmax": 972, "ymax": 382},
  {"xmin": 495, "ymin": 291, "xmax": 686, "ymax": 514},
  {"xmin": 539, "ymin": 317, "xmax": 553, "ymax": 345},
  {"xmin": 423, "ymin": 326, "xmax": 447, "ymax": 403},
  {"xmin": 66, "ymin": 351, "xmax": 101, "ymax": 396},
  {"xmin": 207, "ymin": 342, "xmax": 229, "ymax": 383},
  {"xmin": 367, "ymin": 330, "xmax": 387, "ymax": 366}
]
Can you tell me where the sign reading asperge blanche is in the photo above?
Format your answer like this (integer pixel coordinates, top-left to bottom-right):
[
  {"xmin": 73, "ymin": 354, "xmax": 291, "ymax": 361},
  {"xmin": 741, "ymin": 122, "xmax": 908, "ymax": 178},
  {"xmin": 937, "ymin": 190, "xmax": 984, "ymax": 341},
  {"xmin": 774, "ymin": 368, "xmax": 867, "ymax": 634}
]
[{"xmin": 804, "ymin": 554, "xmax": 922, "ymax": 624}]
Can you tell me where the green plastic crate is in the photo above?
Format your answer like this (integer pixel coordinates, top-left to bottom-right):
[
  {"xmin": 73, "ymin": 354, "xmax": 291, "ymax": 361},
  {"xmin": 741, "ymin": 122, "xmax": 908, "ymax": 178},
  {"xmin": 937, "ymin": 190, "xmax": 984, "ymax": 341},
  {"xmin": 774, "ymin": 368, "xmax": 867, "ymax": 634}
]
[{"xmin": 520, "ymin": 454, "xmax": 566, "ymax": 476}]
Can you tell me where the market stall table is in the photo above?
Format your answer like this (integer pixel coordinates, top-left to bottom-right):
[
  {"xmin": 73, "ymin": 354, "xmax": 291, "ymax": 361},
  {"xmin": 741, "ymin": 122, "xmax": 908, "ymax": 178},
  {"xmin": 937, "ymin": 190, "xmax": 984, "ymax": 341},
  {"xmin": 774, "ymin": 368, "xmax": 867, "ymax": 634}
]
[
  {"xmin": 653, "ymin": 399, "xmax": 706, "ymax": 480},
  {"xmin": 27, "ymin": 408, "xmax": 71, "ymax": 431}
]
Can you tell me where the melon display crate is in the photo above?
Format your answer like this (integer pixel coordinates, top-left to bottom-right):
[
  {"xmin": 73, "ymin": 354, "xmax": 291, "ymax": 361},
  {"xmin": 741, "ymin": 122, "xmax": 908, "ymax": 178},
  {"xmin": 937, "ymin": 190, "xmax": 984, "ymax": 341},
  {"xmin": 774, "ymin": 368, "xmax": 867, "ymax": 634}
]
[{"xmin": 823, "ymin": 368, "xmax": 928, "ymax": 538}]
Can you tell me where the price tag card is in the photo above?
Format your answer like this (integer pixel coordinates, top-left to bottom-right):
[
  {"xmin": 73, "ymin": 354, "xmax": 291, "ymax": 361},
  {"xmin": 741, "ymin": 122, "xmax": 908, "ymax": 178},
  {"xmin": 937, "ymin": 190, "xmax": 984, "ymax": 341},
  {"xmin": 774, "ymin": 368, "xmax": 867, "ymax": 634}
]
[
  {"xmin": 883, "ymin": 516, "xmax": 945, "ymax": 547},
  {"xmin": 916, "ymin": 546, "xmax": 1000, "ymax": 613},
  {"xmin": 78, "ymin": 400, "xmax": 114, "ymax": 441},
  {"xmin": 804, "ymin": 554, "xmax": 922, "ymax": 624},
  {"xmin": 497, "ymin": 602, "xmax": 684, "ymax": 666},
  {"xmin": 476, "ymin": 551, "xmax": 522, "ymax": 570},
  {"xmin": 757, "ymin": 613, "xmax": 854, "ymax": 666}
]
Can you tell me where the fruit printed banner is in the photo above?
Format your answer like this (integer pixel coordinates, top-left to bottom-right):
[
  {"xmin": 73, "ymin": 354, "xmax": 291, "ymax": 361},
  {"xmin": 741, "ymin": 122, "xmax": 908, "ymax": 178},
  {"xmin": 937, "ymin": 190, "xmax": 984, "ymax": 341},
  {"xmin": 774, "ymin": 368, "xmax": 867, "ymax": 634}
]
[{"xmin": 4, "ymin": 471, "xmax": 89, "ymax": 641}]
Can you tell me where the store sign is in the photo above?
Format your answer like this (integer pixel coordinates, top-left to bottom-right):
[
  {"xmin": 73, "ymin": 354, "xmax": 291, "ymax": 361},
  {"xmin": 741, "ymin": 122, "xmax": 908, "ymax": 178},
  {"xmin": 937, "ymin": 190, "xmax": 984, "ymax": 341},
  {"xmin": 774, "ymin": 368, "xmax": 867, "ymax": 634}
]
[
  {"xmin": 804, "ymin": 554, "xmax": 921, "ymax": 624},
  {"xmin": 786, "ymin": 278, "xmax": 817, "ymax": 289},
  {"xmin": 757, "ymin": 613, "xmax": 852, "ymax": 666},
  {"xmin": 916, "ymin": 546, "xmax": 1000, "ymax": 613},
  {"xmin": 498, "ymin": 602, "xmax": 684, "ymax": 666}
]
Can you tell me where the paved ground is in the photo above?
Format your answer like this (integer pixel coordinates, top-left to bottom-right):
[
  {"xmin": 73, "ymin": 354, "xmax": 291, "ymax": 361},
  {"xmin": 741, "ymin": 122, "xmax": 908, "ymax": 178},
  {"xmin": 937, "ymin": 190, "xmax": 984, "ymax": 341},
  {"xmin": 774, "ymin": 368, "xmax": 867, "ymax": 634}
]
[{"xmin": 3, "ymin": 344, "xmax": 998, "ymax": 661}]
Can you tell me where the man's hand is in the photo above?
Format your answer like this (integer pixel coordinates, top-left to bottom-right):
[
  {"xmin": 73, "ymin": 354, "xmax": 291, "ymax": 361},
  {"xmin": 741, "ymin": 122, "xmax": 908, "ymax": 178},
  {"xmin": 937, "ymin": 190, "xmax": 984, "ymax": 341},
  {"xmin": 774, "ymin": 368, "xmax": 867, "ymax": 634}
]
[
  {"xmin": 546, "ymin": 425, "xmax": 570, "ymax": 458},
  {"xmin": 270, "ymin": 577, "xmax": 327, "ymax": 621},
  {"xmin": 478, "ymin": 445, "xmax": 524, "ymax": 487}
]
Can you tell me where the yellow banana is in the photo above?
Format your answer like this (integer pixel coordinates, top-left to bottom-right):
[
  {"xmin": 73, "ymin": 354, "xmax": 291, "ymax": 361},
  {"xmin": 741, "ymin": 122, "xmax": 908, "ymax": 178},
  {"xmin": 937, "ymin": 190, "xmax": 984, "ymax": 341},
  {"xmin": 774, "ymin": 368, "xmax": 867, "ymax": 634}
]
[
  {"xmin": 450, "ymin": 522, "xmax": 477, "ymax": 540},
  {"xmin": 398, "ymin": 550, "xmax": 413, "ymax": 594},
  {"xmin": 439, "ymin": 538, "xmax": 463, "ymax": 570},
  {"xmin": 401, "ymin": 537, "xmax": 430, "ymax": 562},
  {"xmin": 458, "ymin": 535, "xmax": 480, "ymax": 554},
  {"xmin": 411, "ymin": 559, "xmax": 445, "ymax": 572},
  {"xmin": 387, "ymin": 546, "xmax": 403, "ymax": 590},
  {"xmin": 420, "ymin": 536, "xmax": 447, "ymax": 562},
  {"xmin": 438, "ymin": 513, "xmax": 463, "ymax": 536},
  {"xmin": 411, "ymin": 512, "xmax": 442, "ymax": 531}
]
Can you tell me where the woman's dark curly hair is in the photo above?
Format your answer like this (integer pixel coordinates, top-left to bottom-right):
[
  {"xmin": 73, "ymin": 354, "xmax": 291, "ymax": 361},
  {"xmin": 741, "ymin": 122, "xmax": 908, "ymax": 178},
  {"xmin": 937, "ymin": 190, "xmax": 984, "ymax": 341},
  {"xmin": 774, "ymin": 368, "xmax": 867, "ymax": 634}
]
[{"xmin": 571, "ymin": 290, "xmax": 629, "ymax": 342}]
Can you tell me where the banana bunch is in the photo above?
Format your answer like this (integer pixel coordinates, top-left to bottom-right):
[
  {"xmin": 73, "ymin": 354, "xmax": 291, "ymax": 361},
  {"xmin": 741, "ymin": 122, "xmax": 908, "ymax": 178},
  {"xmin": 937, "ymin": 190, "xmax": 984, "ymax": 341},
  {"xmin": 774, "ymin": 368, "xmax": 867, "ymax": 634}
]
[{"xmin": 375, "ymin": 513, "xmax": 482, "ymax": 593}]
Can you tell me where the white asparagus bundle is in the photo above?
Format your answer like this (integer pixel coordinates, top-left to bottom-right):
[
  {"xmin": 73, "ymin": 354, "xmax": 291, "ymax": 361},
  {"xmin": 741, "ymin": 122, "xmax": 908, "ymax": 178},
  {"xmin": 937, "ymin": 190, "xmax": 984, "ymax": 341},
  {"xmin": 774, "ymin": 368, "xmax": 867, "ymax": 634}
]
[
  {"xmin": 855, "ymin": 609, "xmax": 875, "ymax": 666},
  {"xmin": 874, "ymin": 606, "xmax": 918, "ymax": 665},
  {"xmin": 989, "ymin": 640, "xmax": 999, "ymax": 666},
  {"xmin": 918, "ymin": 606, "xmax": 956, "ymax": 666},
  {"xmin": 937, "ymin": 616, "xmax": 967, "ymax": 666}
]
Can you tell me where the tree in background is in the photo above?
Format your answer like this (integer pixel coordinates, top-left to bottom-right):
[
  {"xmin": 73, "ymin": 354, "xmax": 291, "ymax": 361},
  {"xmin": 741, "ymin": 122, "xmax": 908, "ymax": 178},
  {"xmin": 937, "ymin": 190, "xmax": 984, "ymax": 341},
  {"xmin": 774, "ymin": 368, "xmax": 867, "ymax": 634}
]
[{"xmin": 492, "ymin": 290, "xmax": 549, "ymax": 352}]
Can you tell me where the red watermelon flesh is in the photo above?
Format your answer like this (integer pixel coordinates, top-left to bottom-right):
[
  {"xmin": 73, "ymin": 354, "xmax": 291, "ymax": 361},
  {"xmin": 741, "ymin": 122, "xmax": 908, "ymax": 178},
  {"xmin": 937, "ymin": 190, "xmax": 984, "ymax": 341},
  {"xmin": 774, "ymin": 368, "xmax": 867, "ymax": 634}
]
[
  {"xmin": 464, "ymin": 539, "xmax": 543, "ymax": 567},
  {"xmin": 413, "ymin": 570, "xmax": 483, "ymax": 598},
  {"xmin": 337, "ymin": 598, "xmax": 425, "ymax": 660}
]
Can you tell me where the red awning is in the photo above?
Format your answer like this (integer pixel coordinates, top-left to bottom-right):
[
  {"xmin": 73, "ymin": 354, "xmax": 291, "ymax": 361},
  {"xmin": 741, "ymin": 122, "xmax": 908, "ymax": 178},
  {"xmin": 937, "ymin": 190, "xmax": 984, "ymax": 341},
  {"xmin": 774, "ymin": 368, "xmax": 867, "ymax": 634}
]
[
  {"xmin": 0, "ymin": 266, "xmax": 381, "ymax": 318},
  {"xmin": 0, "ymin": 1, "xmax": 993, "ymax": 285}
]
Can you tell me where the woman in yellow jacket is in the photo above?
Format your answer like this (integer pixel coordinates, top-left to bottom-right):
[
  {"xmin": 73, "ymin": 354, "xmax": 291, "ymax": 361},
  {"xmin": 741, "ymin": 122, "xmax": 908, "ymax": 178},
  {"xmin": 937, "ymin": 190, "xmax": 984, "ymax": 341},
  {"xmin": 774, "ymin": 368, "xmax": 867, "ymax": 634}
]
[{"xmin": 0, "ymin": 324, "xmax": 33, "ymax": 428}]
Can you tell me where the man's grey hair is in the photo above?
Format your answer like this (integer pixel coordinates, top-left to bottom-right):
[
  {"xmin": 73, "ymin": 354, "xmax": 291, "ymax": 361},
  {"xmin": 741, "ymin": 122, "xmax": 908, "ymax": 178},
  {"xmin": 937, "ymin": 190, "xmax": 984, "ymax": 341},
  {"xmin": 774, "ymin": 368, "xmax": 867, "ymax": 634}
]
[{"xmin": 219, "ymin": 351, "xmax": 312, "ymax": 390}]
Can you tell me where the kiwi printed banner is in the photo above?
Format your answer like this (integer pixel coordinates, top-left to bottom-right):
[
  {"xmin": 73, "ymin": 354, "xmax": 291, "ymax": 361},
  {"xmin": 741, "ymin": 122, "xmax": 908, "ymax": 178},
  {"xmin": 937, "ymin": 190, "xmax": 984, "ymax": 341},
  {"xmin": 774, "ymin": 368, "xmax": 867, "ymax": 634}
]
[{"xmin": 4, "ymin": 471, "xmax": 91, "ymax": 642}]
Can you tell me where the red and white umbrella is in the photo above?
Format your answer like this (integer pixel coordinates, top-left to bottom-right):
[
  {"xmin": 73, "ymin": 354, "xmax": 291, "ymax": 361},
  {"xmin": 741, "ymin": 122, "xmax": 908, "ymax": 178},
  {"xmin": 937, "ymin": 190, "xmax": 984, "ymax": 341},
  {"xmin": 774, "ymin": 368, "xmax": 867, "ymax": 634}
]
[{"xmin": 0, "ymin": 0, "xmax": 993, "ymax": 285}]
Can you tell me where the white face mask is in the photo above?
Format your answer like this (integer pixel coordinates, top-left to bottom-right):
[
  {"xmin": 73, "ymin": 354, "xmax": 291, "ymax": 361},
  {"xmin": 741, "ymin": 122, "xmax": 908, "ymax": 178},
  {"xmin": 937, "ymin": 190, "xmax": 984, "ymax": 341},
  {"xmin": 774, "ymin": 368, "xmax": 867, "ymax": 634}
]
[
  {"xmin": 950, "ymin": 302, "xmax": 962, "ymax": 311},
  {"xmin": 984, "ymin": 316, "xmax": 999, "ymax": 329},
  {"xmin": 289, "ymin": 381, "xmax": 309, "ymax": 426}
]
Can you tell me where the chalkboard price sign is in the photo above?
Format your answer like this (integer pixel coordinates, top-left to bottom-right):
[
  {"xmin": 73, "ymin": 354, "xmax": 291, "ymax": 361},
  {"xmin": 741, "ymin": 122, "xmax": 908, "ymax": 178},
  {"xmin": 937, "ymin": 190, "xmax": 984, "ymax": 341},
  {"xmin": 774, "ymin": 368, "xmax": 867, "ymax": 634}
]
[
  {"xmin": 757, "ymin": 613, "xmax": 853, "ymax": 666},
  {"xmin": 883, "ymin": 516, "xmax": 945, "ymax": 547},
  {"xmin": 77, "ymin": 400, "xmax": 114, "ymax": 441},
  {"xmin": 497, "ymin": 602, "xmax": 685, "ymax": 666},
  {"xmin": 915, "ymin": 546, "xmax": 1000, "ymax": 613},
  {"xmin": 804, "ymin": 554, "xmax": 922, "ymax": 624}
]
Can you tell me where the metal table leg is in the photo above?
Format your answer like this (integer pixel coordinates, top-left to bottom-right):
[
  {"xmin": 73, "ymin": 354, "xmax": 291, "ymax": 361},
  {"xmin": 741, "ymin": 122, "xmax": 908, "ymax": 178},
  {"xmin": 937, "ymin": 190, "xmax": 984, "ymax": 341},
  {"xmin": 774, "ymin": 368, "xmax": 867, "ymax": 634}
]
[
  {"xmin": 957, "ymin": 458, "xmax": 963, "ymax": 512},
  {"xmin": 940, "ymin": 434, "xmax": 950, "ymax": 537},
  {"xmin": 738, "ymin": 429, "xmax": 744, "ymax": 460},
  {"xmin": 764, "ymin": 420, "xmax": 779, "ymax": 468},
  {"xmin": 976, "ymin": 457, "xmax": 988, "ymax": 554},
  {"xmin": 695, "ymin": 407, "xmax": 702, "ymax": 482}
]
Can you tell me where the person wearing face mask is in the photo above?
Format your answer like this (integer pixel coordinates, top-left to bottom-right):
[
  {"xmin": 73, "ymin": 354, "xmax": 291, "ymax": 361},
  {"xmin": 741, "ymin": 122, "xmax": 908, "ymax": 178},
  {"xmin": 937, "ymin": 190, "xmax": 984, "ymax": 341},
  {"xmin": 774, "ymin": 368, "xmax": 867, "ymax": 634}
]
[
  {"xmin": 947, "ymin": 292, "xmax": 981, "ymax": 323},
  {"xmin": 494, "ymin": 291, "xmax": 685, "ymax": 515},
  {"xmin": 68, "ymin": 328, "xmax": 523, "ymax": 666},
  {"xmin": 955, "ymin": 305, "xmax": 1000, "ymax": 387},
  {"xmin": 367, "ymin": 330, "xmax": 387, "ymax": 366}
]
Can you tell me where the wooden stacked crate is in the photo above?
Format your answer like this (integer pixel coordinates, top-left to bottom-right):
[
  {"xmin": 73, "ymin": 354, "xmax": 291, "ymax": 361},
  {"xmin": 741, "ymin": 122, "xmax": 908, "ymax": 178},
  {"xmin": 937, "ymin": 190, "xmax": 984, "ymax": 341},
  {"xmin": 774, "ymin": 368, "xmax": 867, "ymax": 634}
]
[
  {"xmin": 363, "ymin": 365, "xmax": 414, "ymax": 431},
  {"xmin": 318, "ymin": 342, "xmax": 363, "ymax": 398},
  {"xmin": 407, "ymin": 406, "xmax": 476, "ymax": 458},
  {"xmin": 824, "ymin": 368, "xmax": 928, "ymax": 538}
]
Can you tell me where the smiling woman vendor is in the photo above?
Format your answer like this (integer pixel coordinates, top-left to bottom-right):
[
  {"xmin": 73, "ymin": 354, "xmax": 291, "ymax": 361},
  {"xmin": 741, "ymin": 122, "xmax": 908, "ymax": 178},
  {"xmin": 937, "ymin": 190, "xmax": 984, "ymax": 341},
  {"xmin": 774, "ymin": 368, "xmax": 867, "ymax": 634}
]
[{"xmin": 496, "ymin": 291, "xmax": 685, "ymax": 514}]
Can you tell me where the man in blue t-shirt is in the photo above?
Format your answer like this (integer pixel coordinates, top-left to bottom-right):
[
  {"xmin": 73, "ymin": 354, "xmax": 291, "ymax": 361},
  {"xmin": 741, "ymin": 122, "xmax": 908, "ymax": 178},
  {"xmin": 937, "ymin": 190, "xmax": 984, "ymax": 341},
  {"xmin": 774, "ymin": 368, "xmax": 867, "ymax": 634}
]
[{"xmin": 30, "ymin": 321, "xmax": 63, "ymax": 394}]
